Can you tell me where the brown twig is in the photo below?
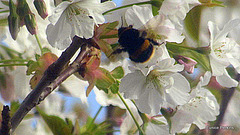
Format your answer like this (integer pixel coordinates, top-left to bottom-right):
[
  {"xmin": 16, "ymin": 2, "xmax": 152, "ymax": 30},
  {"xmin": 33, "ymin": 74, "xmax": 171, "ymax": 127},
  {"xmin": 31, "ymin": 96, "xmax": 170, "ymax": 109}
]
[
  {"xmin": 40, "ymin": 43, "xmax": 92, "ymax": 101},
  {"xmin": 10, "ymin": 36, "xmax": 86, "ymax": 132},
  {"xmin": 0, "ymin": 105, "xmax": 11, "ymax": 135}
]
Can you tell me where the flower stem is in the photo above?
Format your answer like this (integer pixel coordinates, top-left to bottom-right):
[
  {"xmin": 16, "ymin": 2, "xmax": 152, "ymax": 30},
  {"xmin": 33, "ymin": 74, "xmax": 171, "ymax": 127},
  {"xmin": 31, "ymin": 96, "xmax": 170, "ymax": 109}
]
[
  {"xmin": 0, "ymin": 63, "xmax": 27, "ymax": 67},
  {"xmin": 35, "ymin": 34, "xmax": 43, "ymax": 55},
  {"xmin": 103, "ymin": 1, "xmax": 153, "ymax": 15},
  {"xmin": 131, "ymin": 100, "xmax": 149, "ymax": 123},
  {"xmin": 86, "ymin": 106, "xmax": 103, "ymax": 131},
  {"xmin": 117, "ymin": 92, "xmax": 145, "ymax": 135},
  {"xmin": 91, "ymin": 106, "xmax": 103, "ymax": 125},
  {"xmin": 0, "ymin": 59, "xmax": 28, "ymax": 63}
]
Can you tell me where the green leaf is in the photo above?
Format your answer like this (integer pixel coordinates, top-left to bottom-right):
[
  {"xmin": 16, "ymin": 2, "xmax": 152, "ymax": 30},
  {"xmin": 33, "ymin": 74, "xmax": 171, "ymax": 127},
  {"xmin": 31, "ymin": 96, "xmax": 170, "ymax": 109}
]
[
  {"xmin": 95, "ymin": 67, "xmax": 116, "ymax": 93},
  {"xmin": 80, "ymin": 117, "xmax": 112, "ymax": 135},
  {"xmin": 184, "ymin": 6, "xmax": 202, "ymax": 43},
  {"xmin": 26, "ymin": 60, "xmax": 39, "ymax": 75},
  {"xmin": 10, "ymin": 101, "xmax": 34, "ymax": 119},
  {"xmin": 10, "ymin": 101, "xmax": 20, "ymax": 117},
  {"xmin": 109, "ymin": 83, "xmax": 119, "ymax": 94},
  {"xmin": 150, "ymin": 0, "xmax": 163, "ymax": 16},
  {"xmin": 42, "ymin": 47, "xmax": 51, "ymax": 54},
  {"xmin": 35, "ymin": 53, "xmax": 40, "ymax": 60},
  {"xmin": 37, "ymin": 108, "xmax": 72, "ymax": 135},
  {"xmin": 166, "ymin": 42, "xmax": 211, "ymax": 71},
  {"xmin": 101, "ymin": 21, "xmax": 119, "ymax": 35},
  {"xmin": 110, "ymin": 66, "xmax": 124, "ymax": 79}
]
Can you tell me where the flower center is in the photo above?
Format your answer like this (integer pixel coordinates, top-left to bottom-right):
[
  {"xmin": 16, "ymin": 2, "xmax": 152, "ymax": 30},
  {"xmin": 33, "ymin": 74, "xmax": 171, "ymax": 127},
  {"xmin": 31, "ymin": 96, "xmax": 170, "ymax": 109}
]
[
  {"xmin": 65, "ymin": 4, "xmax": 89, "ymax": 23},
  {"xmin": 213, "ymin": 41, "xmax": 227, "ymax": 58},
  {"xmin": 146, "ymin": 70, "xmax": 170, "ymax": 96}
]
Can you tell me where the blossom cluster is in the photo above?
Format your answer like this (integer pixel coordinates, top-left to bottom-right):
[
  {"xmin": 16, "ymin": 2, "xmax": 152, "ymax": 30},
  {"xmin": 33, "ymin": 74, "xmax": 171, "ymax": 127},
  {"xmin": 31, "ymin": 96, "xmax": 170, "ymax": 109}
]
[{"xmin": 0, "ymin": 0, "xmax": 240, "ymax": 135}]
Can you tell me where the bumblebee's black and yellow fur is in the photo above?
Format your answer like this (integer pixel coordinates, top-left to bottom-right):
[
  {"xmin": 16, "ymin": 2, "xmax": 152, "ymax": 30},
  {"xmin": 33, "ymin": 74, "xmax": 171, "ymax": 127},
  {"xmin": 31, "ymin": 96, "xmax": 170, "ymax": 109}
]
[{"xmin": 117, "ymin": 25, "xmax": 159, "ymax": 63}]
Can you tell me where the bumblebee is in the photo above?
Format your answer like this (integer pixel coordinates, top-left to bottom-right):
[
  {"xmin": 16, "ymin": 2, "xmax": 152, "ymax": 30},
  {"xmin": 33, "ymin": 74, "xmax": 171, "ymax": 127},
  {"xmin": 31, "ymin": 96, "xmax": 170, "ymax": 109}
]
[{"xmin": 117, "ymin": 25, "xmax": 159, "ymax": 63}]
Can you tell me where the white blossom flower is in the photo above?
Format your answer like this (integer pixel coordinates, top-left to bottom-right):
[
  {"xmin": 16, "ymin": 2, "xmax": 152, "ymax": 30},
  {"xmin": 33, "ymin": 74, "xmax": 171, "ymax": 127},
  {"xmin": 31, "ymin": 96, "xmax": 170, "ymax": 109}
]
[
  {"xmin": 119, "ymin": 58, "xmax": 190, "ymax": 115},
  {"xmin": 46, "ymin": 0, "xmax": 116, "ymax": 50},
  {"xmin": 159, "ymin": 0, "xmax": 201, "ymax": 32},
  {"xmin": 170, "ymin": 71, "xmax": 219, "ymax": 134},
  {"xmin": 208, "ymin": 19, "xmax": 240, "ymax": 88},
  {"xmin": 125, "ymin": 5, "xmax": 185, "ymax": 44}
]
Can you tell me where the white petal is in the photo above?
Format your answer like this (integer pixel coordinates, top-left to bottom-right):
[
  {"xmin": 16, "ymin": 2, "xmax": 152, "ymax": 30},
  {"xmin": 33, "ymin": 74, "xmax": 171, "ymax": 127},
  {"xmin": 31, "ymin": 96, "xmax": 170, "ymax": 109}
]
[
  {"xmin": 135, "ymin": 91, "xmax": 152, "ymax": 114},
  {"xmin": 87, "ymin": 1, "xmax": 116, "ymax": 24},
  {"xmin": 170, "ymin": 109, "xmax": 193, "ymax": 133},
  {"xmin": 156, "ymin": 58, "xmax": 184, "ymax": 72},
  {"xmin": 135, "ymin": 84, "xmax": 164, "ymax": 115},
  {"xmin": 48, "ymin": 1, "xmax": 71, "ymax": 25},
  {"xmin": 166, "ymin": 73, "xmax": 190, "ymax": 106},
  {"xmin": 145, "ymin": 120, "xmax": 170, "ymax": 135},
  {"xmin": 216, "ymin": 70, "xmax": 238, "ymax": 88},
  {"xmin": 209, "ymin": 54, "xmax": 228, "ymax": 76},
  {"xmin": 69, "ymin": 13, "xmax": 95, "ymax": 39},
  {"xmin": 125, "ymin": 5, "xmax": 153, "ymax": 29},
  {"xmin": 199, "ymin": 71, "xmax": 211, "ymax": 87},
  {"xmin": 208, "ymin": 21, "xmax": 220, "ymax": 45},
  {"xmin": 46, "ymin": 14, "xmax": 72, "ymax": 49},
  {"xmin": 157, "ymin": 25, "xmax": 185, "ymax": 43},
  {"xmin": 119, "ymin": 70, "xmax": 146, "ymax": 99},
  {"xmin": 215, "ymin": 19, "xmax": 240, "ymax": 42}
]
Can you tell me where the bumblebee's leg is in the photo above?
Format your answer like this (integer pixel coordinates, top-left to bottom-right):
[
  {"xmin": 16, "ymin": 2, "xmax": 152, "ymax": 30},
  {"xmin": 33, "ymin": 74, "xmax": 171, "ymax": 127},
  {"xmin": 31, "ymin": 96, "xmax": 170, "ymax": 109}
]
[
  {"xmin": 112, "ymin": 48, "xmax": 127, "ymax": 54},
  {"xmin": 147, "ymin": 38, "xmax": 165, "ymax": 46}
]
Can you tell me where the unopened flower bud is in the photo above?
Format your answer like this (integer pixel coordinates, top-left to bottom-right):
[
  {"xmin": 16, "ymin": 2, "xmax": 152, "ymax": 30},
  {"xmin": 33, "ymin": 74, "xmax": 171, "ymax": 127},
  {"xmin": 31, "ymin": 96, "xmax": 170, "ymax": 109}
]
[
  {"xmin": 16, "ymin": 0, "xmax": 31, "ymax": 17},
  {"xmin": 175, "ymin": 55, "xmax": 197, "ymax": 74},
  {"xmin": 34, "ymin": 0, "xmax": 48, "ymax": 19},
  {"xmin": 8, "ymin": 0, "xmax": 20, "ymax": 40},
  {"xmin": 24, "ymin": 13, "xmax": 37, "ymax": 35}
]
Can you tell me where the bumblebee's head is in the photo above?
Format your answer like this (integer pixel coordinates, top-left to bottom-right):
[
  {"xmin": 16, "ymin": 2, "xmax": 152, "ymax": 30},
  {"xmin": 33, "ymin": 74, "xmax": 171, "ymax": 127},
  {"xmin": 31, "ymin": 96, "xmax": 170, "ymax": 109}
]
[{"xmin": 118, "ymin": 25, "xmax": 133, "ymax": 37}]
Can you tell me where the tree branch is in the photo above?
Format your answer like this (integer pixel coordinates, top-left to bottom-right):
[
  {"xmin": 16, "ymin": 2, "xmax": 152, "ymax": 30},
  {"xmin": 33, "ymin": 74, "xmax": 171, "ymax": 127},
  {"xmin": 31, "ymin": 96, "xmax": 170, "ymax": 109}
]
[
  {"xmin": 0, "ymin": 105, "xmax": 11, "ymax": 135},
  {"xmin": 40, "ymin": 44, "xmax": 92, "ymax": 101},
  {"xmin": 10, "ymin": 36, "xmax": 86, "ymax": 132}
]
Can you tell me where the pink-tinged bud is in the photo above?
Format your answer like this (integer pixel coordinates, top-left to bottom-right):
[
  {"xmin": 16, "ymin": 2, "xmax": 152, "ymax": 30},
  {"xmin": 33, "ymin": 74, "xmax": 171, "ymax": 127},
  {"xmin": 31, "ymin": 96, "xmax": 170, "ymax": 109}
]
[
  {"xmin": 34, "ymin": 0, "xmax": 48, "ymax": 19},
  {"xmin": 24, "ymin": 13, "xmax": 37, "ymax": 35},
  {"xmin": 176, "ymin": 55, "xmax": 197, "ymax": 74},
  {"xmin": 16, "ymin": 0, "xmax": 31, "ymax": 17},
  {"xmin": 8, "ymin": 0, "xmax": 20, "ymax": 40}
]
